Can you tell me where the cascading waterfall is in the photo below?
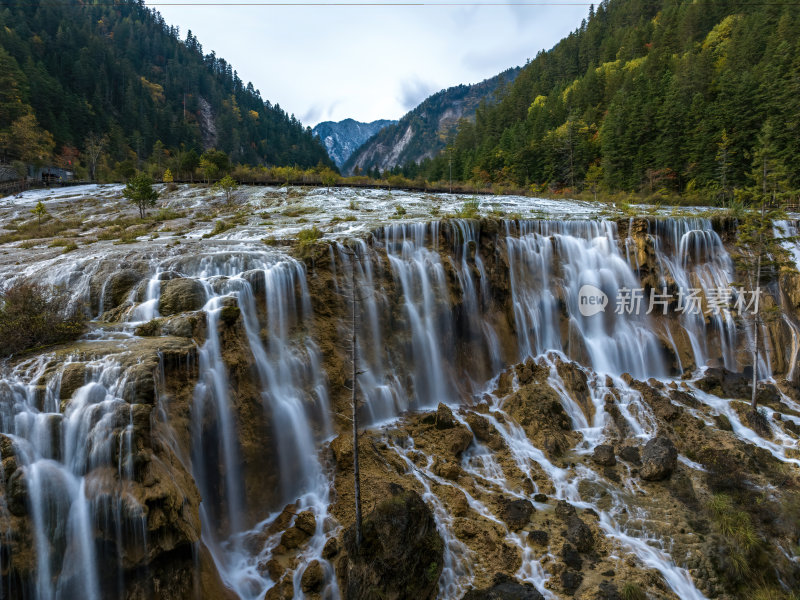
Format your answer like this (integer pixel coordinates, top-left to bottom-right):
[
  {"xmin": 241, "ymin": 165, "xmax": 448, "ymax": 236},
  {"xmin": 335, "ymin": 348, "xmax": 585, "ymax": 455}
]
[
  {"xmin": 506, "ymin": 220, "xmax": 667, "ymax": 378},
  {"xmin": 153, "ymin": 247, "xmax": 335, "ymax": 599},
  {"xmin": 4, "ymin": 200, "xmax": 800, "ymax": 600},
  {"xmin": 648, "ymin": 218, "xmax": 743, "ymax": 372},
  {"xmin": 0, "ymin": 354, "xmax": 146, "ymax": 600}
]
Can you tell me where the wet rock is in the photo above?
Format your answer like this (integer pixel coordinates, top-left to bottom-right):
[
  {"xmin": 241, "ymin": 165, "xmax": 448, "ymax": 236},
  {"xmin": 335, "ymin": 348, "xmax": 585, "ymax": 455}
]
[
  {"xmin": 465, "ymin": 412, "xmax": 501, "ymax": 450},
  {"xmin": 560, "ymin": 570, "xmax": 583, "ymax": 593},
  {"xmin": 219, "ymin": 303, "xmax": 240, "ymax": 326},
  {"xmin": 561, "ymin": 542, "xmax": 582, "ymax": 570},
  {"xmin": 104, "ymin": 269, "xmax": 143, "ymax": 309},
  {"xmin": 533, "ymin": 493, "xmax": 548, "ymax": 503},
  {"xmin": 443, "ymin": 425, "xmax": 473, "ymax": 458},
  {"xmin": 618, "ymin": 445, "xmax": 641, "ymax": 465},
  {"xmin": 746, "ymin": 409, "xmax": 772, "ymax": 437},
  {"xmin": 265, "ymin": 577, "xmax": 294, "ymax": 600},
  {"xmin": 499, "ymin": 498, "xmax": 534, "ymax": 531},
  {"xmin": 433, "ymin": 457, "xmax": 461, "ymax": 480},
  {"xmin": 322, "ymin": 537, "xmax": 339, "ymax": 559},
  {"xmin": 281, "ymin": 523, "xmax": 312, "ymax": 550},
  {"xmin": 696, "ymin": 367, "xmax": 751, "ymax": 399},
  {"xmin": 463, "ymin": 573, "xmax": 544, "ymax": 600},
  {"xmin": 59, "ymin": 362, "xmax": 87, "ymax": 399},
  {"xmin": 134, "ymin": 318, "xmax": 163, "ymax": 337},
  {"xmin": 338, "ymin": 485, "xmax": 443, "ymax": 600},
  {"xmin": 592, "ymin": 444, "xmax": 616, "ymax": 466},
  {"xmin": 7, "ymin": 467, "xmax": 28, "ymax": 516},
  {"xmin": 527, "ymin": 530, "xmax": 549, "ymax": 546},
  {"xmin": 640, "ymin": 437, "xmax": 678, "ymax": 481},
  {"xmin": 265, "ymin": 558, "xmax": 284, "ymax": 582},
  {"xmin": 301, "ymin": 560, "xmax": 324, "ymax": 593},
  {"xmin": 295, "ymin": 510, "xmax": 317, "ymax": 536},
  {"xmin": 435, "ymin": 402, "xmax": 455, "ymax": 429},
  {"xmin": 555, "ymin": 500, "xmax": 577, "ymax": 520},
  {"xmin": 712, "ymin": 414, "xmax": 733, "ymax": 431},
  {"xmin": 565, "ymin": 516, "xmax": 594, "ymax": 552},
  {"xmin": 161, "ymin": 313, "xmax": 204, "ymax": 339},
  {"xmin": 159, "ymin": 278, "xmax": 206, "ymax": 316},
  {"xmin": 594, "ymin": 581, "xmax": 621, "ymax": 600}
]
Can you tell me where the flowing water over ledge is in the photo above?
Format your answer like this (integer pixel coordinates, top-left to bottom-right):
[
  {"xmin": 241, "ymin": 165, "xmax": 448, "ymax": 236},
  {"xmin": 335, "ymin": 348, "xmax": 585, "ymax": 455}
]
[{"xmin": 1, "ymin": 185, "xmax": 799, "ymax": 599}]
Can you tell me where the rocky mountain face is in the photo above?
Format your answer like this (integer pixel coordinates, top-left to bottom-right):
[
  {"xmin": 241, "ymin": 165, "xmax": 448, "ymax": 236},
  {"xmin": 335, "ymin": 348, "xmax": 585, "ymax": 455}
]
[
  {"xmin": 342, "ymin": 68, "xmax": 520, "ymax": 175},
  {"xmin": 1, "ymin": 186, "xmax": 800, "ymax": 600},
  {"xmin": 312, "ymin": 119, "xmax": 396, "ymax": 168}
]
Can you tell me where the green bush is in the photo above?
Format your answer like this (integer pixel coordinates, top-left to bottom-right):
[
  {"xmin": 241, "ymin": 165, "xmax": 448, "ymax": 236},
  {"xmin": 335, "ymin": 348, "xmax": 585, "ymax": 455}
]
[
  {"xmin": 297, "ymin": 226, "xmax": 323, "ymax": 247},
  {"xmin": 0, "ymin": 283, "xmax": 87, "ymax": 356},
  {"xmin": 456, "ymin": 198, "xmax": 480, "ymax": 219}
]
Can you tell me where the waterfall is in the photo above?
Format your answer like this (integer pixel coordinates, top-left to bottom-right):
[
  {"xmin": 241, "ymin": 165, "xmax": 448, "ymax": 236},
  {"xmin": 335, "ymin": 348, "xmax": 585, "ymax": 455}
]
[
  {"xmin": 159, "ymin": 247, "xmax": 334, "ymax": 599},
  {"xmin": 506, "ymin": 220, "xmax": 667, "ymax": 378},
  {"xmin": 0, "ymin": 355, "xmax": 142, "ymax": 600}
]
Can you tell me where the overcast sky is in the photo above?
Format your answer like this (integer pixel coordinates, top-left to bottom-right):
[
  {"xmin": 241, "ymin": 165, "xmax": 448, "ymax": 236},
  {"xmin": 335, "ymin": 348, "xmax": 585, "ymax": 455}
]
[{"xmin": 146, "ymin": 1, "xmax": 591, "ymax": 127}]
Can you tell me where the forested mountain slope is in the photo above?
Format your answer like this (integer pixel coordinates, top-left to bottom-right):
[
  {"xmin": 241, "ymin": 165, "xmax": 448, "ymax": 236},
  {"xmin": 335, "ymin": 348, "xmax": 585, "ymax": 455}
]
[
  {"xmin": 0, "ymin": 0, "xmax": 332, "ymax": 175},
  {"xmin": 343, "ymin": 67, "xmax": 520, "ymax": 176},
  {"xmin": 414, "ymin": 0, "xmax": 800, "ymax": 199}
]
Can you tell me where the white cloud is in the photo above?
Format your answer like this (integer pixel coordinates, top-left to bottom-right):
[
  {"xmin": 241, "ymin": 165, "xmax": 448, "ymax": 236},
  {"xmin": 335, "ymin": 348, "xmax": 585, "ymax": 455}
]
[{"xmin": 147, "ymin": 1, "xmax": 589, "ymax": 126}]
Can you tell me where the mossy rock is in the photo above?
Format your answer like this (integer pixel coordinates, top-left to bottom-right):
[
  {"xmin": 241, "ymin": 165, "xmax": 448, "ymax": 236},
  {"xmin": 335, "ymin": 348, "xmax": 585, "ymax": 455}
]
[{"xmin": 159, "ymin": 278, "xmax": 206, "ymax": 316}]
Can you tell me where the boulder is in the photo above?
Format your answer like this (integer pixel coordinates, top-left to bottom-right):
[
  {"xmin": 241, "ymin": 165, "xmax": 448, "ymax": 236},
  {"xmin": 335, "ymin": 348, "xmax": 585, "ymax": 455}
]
[
  {"xmin": 592, "ymin": 444, "xmax": 616, "ymax": 466},
  {"xmin": 337, "ymin": 485, "xmax": 443, "ymax": 600},
  {"xmin": 301, "ymin": 560, "xmax": 325, "ymax": 593},
  {"xmin": 59, "ymin": 362, "xmax": 87, "ymax": 400},
  {"xmin": 618, "ymin": 445, "xmax": 641, "ymax": 465},
  {"xmin": 527, "ymin": 530, "xmax": 549, "ymax": 546},
  {"xmin": 565, "ymin": 516, "xmax": 594, "ymax": 552},
  {"xmin": 435, "ymin": 402, "xmax": 455, "ymax": 429},
  {"xmin": 561, "ymin": 542, "xmax": 582, "ymax": 570},
  {"xmin": 294, "ymin": 510, "xmax": 317, "ymax": 536},
  {"xmin": 463, "ymin": 573, "xmax": 544, "ymax": 600},
  {"xmin": 104, "ymin": 269, "xmax": 143, "ymax": 309},
  {"xmin": 159, "ymin": 278, "xmax": 206, "ymax": 316},
  {"xmin": 499, "ymin": 498, "xmax": 534, "ymax": 531},
  {"xmin": 640, "ymin": 437, "xmax": 678, "ymax": 481},
  {"xmin": 560, "ymin": 570, "xmax": 583, "ymax": 593}
]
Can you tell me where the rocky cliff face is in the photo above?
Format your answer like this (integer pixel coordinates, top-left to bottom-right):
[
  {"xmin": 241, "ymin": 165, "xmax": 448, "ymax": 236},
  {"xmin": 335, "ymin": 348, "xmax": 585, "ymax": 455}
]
[
  {"xmin": 342, "ymin": 68, "xmax": 520, "ymax": 175},
  {"xmin": 312, "ymin": 119, "xmax": 397, "ymax": 169},
  {"xmin": 1, "ymin": 185, "xmax": 799, "ymax": 600}
]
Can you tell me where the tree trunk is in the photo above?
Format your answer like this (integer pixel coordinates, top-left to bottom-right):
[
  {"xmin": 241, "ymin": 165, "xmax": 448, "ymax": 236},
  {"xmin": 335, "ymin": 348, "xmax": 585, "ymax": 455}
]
[
  {"xmin": 351, "ymin": 260, "xmax": 363, "ymax": 550},
  {"xmin": 751, "ymin": 199, "xmax": 765, "ymax": 411}
]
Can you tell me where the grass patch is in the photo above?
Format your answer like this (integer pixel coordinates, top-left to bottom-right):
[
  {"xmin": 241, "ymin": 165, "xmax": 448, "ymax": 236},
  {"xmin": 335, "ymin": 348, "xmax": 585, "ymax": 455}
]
[
  {"xmin": 455, "ymin": 198, "xmax": 480, "ymax": 219},
  {"xmin": 203, "ymin": 220, "xmax": 235, "ymax": 238},
  {"xmin": 297, "ymin": 225, "xmax": 323, "ymax": 248},
  {"xmin": 620, "ymin": 583, "xmax": 646, "ymax": 600},
  {"xmin": 0, "ymin": 217, "xmax": 83, "ymax": 243},
  {"xmin": 282, "ymin": 205, "xmax": 317, "ymax": 218}
]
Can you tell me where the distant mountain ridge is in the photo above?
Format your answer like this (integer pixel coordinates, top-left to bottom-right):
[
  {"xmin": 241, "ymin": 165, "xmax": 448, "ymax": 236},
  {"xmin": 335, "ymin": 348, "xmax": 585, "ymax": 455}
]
[
  {"xmin": 312, "ymin": 119, "xmax": 396, "ymax": 168},
  {"xmin": 342, "ymin": 67, "xmax": 520, "ymax": 175}
]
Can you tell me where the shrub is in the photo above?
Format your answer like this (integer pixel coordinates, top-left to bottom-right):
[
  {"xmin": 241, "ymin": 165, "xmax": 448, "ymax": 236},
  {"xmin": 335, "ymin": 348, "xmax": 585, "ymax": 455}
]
[
  {"xmin": 297, "ymin": 226, "xmax": 323, "ymax": 247},
  {"xmin": 456, "ymin": 198, "xmax": 480, "ymax": 219},
  {"xmin": 0, "ymin": 283, "xmax": 87, "ymax": 356}
]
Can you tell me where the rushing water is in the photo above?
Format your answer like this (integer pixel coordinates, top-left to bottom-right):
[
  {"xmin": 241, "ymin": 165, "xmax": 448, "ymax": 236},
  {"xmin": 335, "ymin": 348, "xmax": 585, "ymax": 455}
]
[{"xmin": 1, "ymin": 213, "xmax": 798, "ymax": 599}]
